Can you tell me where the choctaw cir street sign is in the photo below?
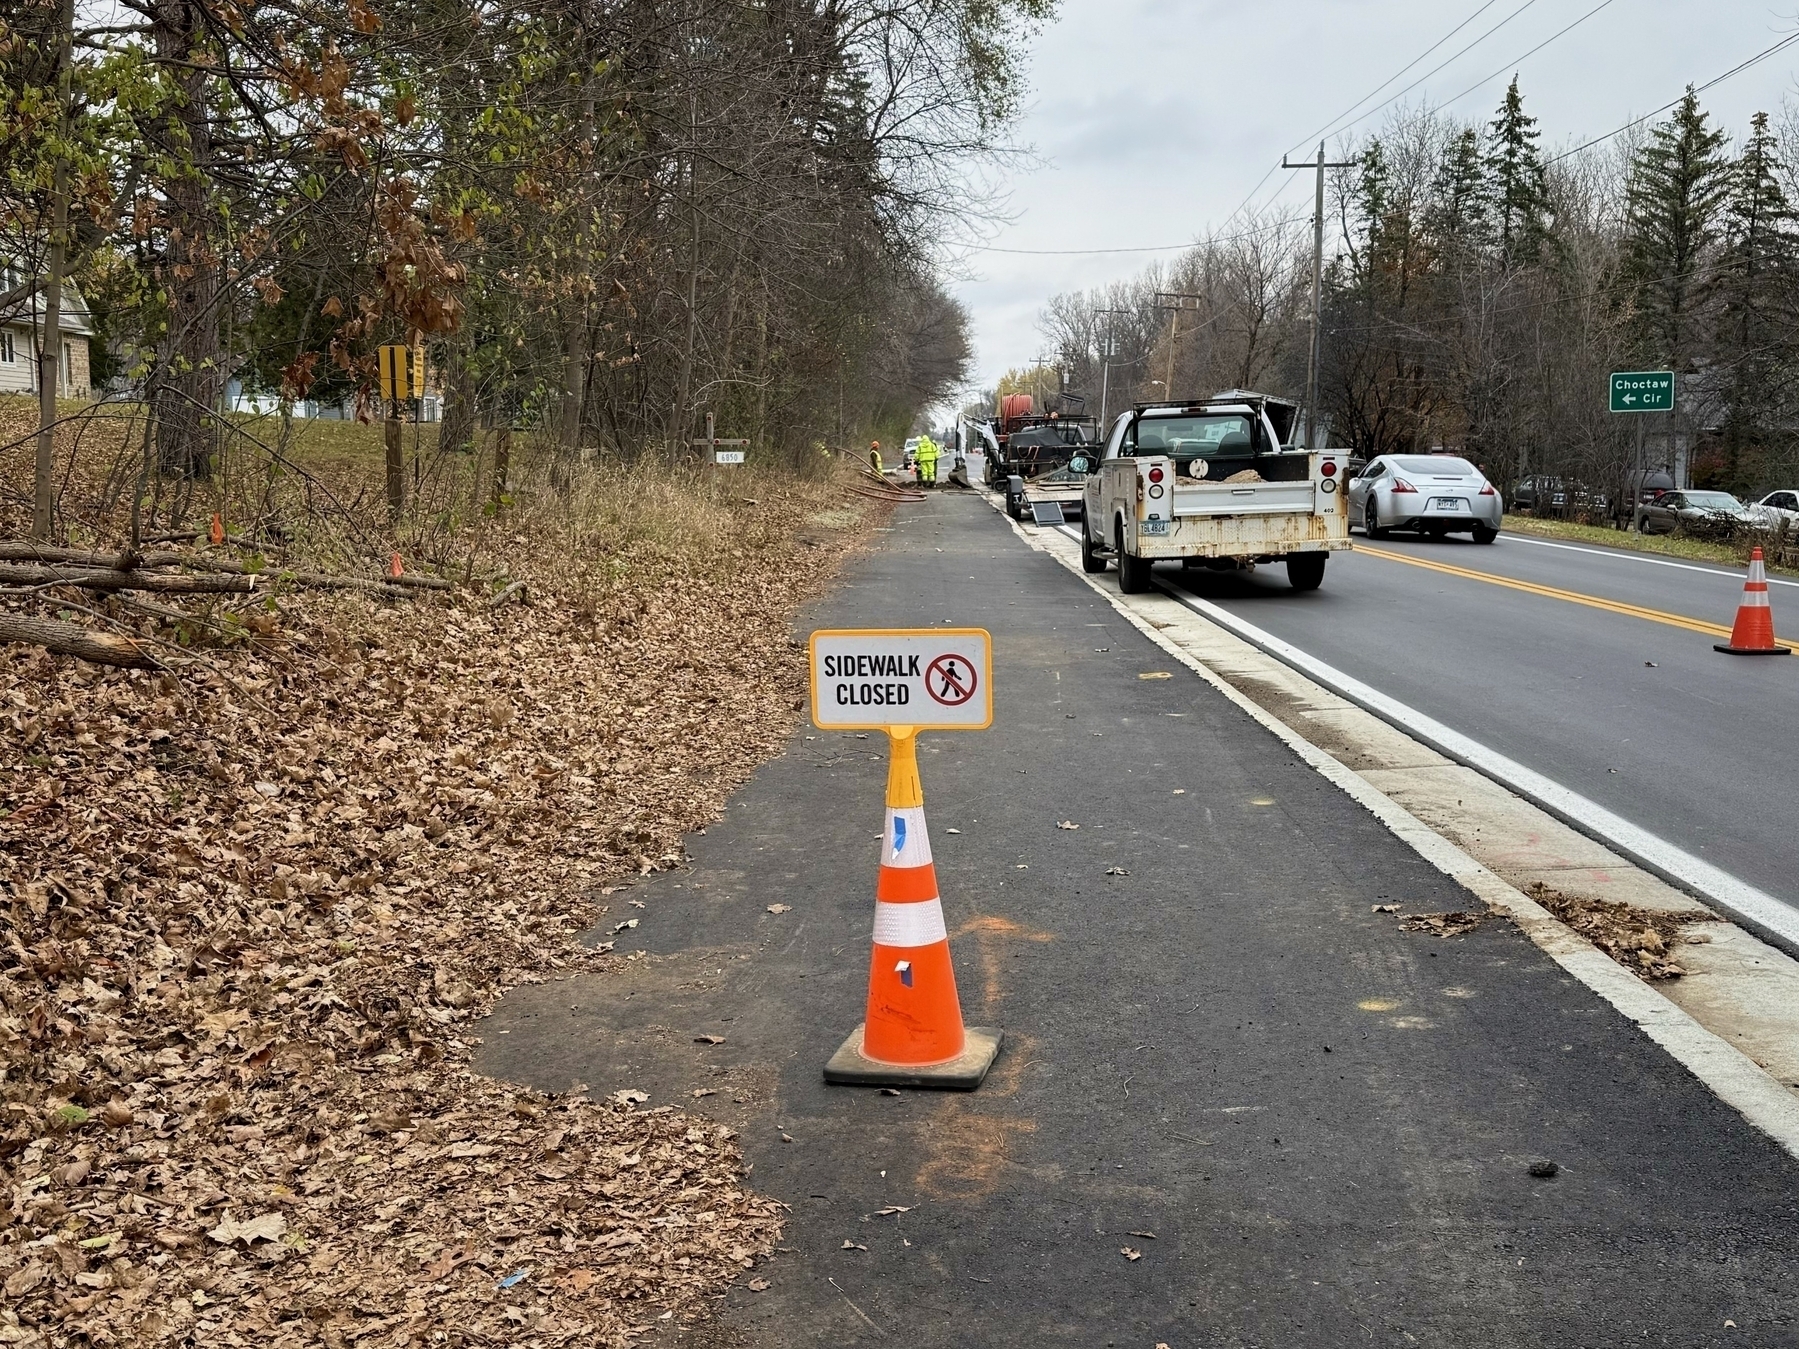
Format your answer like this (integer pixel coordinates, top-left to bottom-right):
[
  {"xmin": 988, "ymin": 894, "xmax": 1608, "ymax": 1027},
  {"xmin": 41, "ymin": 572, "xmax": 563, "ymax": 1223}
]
[{"xmin": 1610, "ymin": 371, "xmax": 1674, "ymax": 413}]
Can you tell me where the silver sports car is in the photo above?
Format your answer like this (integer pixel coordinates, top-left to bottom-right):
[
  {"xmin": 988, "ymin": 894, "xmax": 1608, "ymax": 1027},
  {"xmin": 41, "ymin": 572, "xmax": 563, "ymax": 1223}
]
[{"xmin": 1349, "ymin": 454, "xmax": 1502, "ymax": 543}]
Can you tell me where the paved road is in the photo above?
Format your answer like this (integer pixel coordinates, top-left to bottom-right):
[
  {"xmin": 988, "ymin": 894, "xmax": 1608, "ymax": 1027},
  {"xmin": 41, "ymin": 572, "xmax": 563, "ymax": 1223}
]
[
  {"xmin": 484, "ymin": 494, "xmax": 1799, "ymax": 1346},
  {"xmin": 1145, "ymin": 527, "xmax": 1798, "ymax": 908}
]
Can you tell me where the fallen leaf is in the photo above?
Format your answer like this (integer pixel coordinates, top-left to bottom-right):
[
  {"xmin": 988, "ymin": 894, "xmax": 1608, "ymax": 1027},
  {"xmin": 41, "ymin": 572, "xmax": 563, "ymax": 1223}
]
[
  {"xmin": 1129, "ymin": 1230, "xmax": 1156, "ymax": 1239},
  {"xmin": 694, "ymin": 1035, "xmax": 726, "ymax": 1044},
  {"xmin": 692, "ymin": 1088, "xmax": 717, "ymax": 1098},
  {"xmin": 1138, "ymin": 671, "xmax": 1172, "ymax": 680},
  {"xmin": 423, "ymin": 1246, "xmax": 476, "ymax": 1279},
  {"xmin": 765, "ymin": 903, "xmax": 791, "ymax": 914},
  {"xmin": 207, "ymin": 1211, "xmax": 287, "ymax": 1246},
  {"xmin": 611, "ymin": 1089, "xmax": 649, "ymax": 1105},
  {"xmin": 875, "ymin": 1206, "xmax": 911, "ymax": 1216},
  {"xmin": 841, "ymin": 1240, "xmax": 868, "ymax": 1251},
  {"xmin": 748, "ymin": 1276, "xmax": 771, "ymax": 1292},
  {"xmin": 1105, "ymin": 866, "xmax": 1129, "ymax": 876},
  {"xmin": 565, "ymin": 1269, "xmax": 596, "ymax": 1292},
  {"xmin": 1371, "ymin": 903, "xmax": 1400, "ymax": 913},
  {"xmin": 1120, "ymin": 1246, "xmax": 1142, "ymax": 1261},
  {"xmin": 4, "ymin": 1262, "xmax": 47, "ymax": 1298},
  {"xmin": 1056, "ymin": 820, "xmax": 1079, "ymax": 830}
]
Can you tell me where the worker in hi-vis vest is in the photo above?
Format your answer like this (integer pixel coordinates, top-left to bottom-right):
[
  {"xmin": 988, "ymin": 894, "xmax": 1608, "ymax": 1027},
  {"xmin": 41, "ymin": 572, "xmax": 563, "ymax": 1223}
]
[
  {"xmin": 914, "ymin": 433, "xmax": 939, "ymax": 486},
  {"xmin": 869, "ymin": 440, "xmax": 883, "ymax": 473}
]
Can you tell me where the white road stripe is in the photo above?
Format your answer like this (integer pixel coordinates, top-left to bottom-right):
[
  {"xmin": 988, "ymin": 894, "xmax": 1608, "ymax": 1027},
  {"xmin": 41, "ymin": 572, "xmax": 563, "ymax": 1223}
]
[
  {"xmin": 1026, "ymin": 507, "xmax": 1799, "ymax": 1155},
  {"xmin": 1156, "ymin": 580, "xmax": 1799, "ymax": 956},
  {"xmin": 1502, "ymin": 531, "xmax": 1799, "ymax": 587}
]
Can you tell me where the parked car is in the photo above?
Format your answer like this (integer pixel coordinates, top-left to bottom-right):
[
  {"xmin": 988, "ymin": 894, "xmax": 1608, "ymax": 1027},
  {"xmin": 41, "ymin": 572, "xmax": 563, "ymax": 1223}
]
[
  {"xmin": 1748, "ymin": 490, "xmax": 1799, "ymax": 527},
  {"xmin": 1512, "ymin": 474, "xmax": 1610, "ymax": 517},
  {"xmin": 1638, "ymin": 490, "xmax": 1756, "ymax": 537},
  {"xmin": 1349, "ymin": 454, "xmax": 1502, "ymax": 543},
  {"xmin": 1617, "ymin": 470, "xmax": 1677, "ymax": 528}
]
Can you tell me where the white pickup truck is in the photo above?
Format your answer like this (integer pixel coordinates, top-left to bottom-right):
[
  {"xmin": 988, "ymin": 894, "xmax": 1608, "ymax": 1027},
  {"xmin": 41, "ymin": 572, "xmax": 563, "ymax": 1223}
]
[{"xmin": 1079, "ymin": 392, "xmax": 1351, "ymax": 592}]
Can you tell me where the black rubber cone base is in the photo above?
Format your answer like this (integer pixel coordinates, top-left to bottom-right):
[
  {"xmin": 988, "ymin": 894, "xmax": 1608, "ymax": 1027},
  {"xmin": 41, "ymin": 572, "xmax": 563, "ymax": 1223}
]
[
  {"xmin": 823, "ymin": 1024, "xmax": 1003, "ymax": 1091},
  {"xmin": 1714, "ymin": 643, "xmax": 1790, "ymax": 654}
]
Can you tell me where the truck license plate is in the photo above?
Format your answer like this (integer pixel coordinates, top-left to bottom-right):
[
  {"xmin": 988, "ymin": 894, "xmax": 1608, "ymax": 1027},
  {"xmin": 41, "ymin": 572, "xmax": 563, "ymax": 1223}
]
[
  {"xmin": 1432, "ymin": 497, "xmax": 1465, "ymax": 511},
  {"xmin": 1140, "ymin": 519, "xmax": 1170, "ymax": 536}
]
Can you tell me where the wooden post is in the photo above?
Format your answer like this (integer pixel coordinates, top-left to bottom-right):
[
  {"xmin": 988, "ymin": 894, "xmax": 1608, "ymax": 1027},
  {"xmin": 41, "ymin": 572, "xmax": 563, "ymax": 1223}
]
[
  {"xmin": 384, "ymin": 400, "xmax": 404, "ymax": 518},
  {"xmin": 492, "ymin": 426, "xmax": 511, "ymax": 510}
]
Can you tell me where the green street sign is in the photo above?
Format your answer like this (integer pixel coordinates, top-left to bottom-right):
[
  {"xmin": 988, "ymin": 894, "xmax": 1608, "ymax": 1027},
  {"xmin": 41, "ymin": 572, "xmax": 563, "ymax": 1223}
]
[{"xmin": 1610, "ymin": 370, "xmax": 1674, "ymax": 413}]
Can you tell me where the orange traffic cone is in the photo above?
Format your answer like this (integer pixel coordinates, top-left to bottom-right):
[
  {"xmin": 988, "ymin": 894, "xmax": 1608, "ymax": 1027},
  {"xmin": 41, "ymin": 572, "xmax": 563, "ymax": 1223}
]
[
  {"xmin": 209, "ymin": 513, "xmax": 224, "ymax": 546},
  {"xmin": 1715, "ymin": 548, "xmax": 1791, "ymax": 655},
  {"xmin": 823, "ymin": 728, "xmax": 1002, "ymax": 1089},
  {"xmin": 389, "ymin": 552, "xmax": 404, "ymax": 578}
]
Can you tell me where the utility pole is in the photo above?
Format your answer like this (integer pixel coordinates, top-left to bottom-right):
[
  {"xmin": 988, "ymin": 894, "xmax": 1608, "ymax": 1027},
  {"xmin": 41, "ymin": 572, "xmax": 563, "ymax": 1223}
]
[
  {"xmin": 1151, "ymin": 293, "xmax": 1204, "ymax": 403},
  {"xmin": 1283, "ymin": 143, "xmax": 1354, "ymax": 449},
  {"xmin": 1093, "ymin": 308, "xmax": 1131, "ymax": 428}
]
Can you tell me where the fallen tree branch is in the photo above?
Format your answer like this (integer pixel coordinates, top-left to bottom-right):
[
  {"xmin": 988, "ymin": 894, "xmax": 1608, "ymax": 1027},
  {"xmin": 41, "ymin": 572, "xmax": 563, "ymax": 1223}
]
[
  {"xmin": 489, "ymin": 580, "xmax": 528, "ymax": 609},
  {"xmin": 0, "ymin": 563, "xmax": 256, "ymax": 594},
  {"xmin": 0, "ymin": 612, "xmax": 156, "ymax": 668}
]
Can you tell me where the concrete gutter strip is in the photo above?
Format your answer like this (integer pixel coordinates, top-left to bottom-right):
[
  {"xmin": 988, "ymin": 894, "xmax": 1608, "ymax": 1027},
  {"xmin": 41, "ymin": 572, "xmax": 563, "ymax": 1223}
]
[
  {"xmin": 974, "ymin": 494, "xmax": 1799, "ymax": 1161},
  {"xmin": 1154, "ymin": 580, "xmax": 1799, "ymax": 961}
]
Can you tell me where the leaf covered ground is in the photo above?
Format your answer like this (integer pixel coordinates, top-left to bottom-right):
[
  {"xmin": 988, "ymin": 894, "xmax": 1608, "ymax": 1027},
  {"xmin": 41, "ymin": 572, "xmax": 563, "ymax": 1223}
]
[{"xmin": 1, "ymin": 458, "xmax": 875, "ymax": 1347}]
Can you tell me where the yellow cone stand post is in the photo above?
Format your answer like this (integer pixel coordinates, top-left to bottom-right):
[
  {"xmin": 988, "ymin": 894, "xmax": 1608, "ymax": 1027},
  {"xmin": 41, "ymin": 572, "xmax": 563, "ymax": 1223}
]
[{"xmin": 823, "ymin": 727, "xmax": 1002, "ymax": 1090}]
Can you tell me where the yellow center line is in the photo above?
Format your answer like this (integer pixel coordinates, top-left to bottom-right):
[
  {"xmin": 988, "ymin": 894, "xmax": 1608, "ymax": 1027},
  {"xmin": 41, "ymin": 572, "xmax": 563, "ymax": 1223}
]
[{"xmin": 1355, "ymin": 544, "xmax": 1799, "ymax": 650}]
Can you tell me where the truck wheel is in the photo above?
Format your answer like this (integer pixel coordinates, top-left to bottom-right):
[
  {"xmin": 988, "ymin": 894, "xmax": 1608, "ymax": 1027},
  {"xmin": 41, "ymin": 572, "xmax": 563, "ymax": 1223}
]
[
  {"xmin": 1080, "ymin": 519, "xmax": 1107, "ymax": 573},
  {"xmin": 1116, "ymin": 520, "xmax": 1152, "ymax": 594},
  {"xmin": 1286, "ymin": 553, "xmax": 1327, "ymax": 591}
]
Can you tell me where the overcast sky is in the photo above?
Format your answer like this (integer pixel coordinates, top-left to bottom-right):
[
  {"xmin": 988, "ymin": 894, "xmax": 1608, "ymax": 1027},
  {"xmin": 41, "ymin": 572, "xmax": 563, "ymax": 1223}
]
[{"xmin": 949, "ymin": 0, "xmax": 1799, "ymax": 397}]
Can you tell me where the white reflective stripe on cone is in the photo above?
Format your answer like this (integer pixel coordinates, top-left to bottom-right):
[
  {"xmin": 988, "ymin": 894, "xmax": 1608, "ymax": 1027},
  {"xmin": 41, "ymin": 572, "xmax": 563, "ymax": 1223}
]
[
  {"xmin": 884, "ymin": 807, "xmax": 934, "ymax": 868},
  {"xmin": 1743, "ymin": 589, "xmax": 1771, "ymax": 607},
  {"xmin": 872, "ymin": 898, "xmax": 947, "ymax": 948}
]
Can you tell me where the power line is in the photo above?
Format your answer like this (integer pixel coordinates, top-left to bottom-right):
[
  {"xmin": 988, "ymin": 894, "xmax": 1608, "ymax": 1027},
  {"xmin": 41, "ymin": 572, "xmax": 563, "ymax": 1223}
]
[
  {"xmin": 1277, "ymin": 0, "xmax": 1506, "ymax": 160},
  {"xmin": 1309, "ymin": 0, "xmax": 1547, "ymax": 147},
  {"xmin": 1417, "ymin": 0, "xmax": 1621, "ymax": 125},
  {"xmin": 1545, "ymin": 29, "xmax": 1799, "ymax": 165},
  {"xmin": 1234, "ymin": 0, "xmax": 1542, "ymax": 230},
  {"xmin": 964, "ymin": 213, "xmax": 1308, "ymax": 257}
]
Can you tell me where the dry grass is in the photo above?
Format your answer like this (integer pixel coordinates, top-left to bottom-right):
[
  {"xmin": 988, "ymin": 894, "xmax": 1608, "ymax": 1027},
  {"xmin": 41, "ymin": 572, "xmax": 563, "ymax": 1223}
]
[{"xmin": 1502, "ymin": 513, "xmax": 1799, "ymax": 574}]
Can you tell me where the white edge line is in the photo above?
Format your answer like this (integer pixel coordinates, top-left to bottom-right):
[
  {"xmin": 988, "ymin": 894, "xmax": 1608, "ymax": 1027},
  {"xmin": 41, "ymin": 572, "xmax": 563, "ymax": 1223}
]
[
  {"xmin": 1503, "ymin": 530, "xmax": 1799, "ymax": 587},
  {"xmin": 1153, "ymin": 581, "xmax": 1799, "ymax": 960},
  {"xmin": 992, "ymin": 503, "xmax": 1799, "ymax": 1158}
]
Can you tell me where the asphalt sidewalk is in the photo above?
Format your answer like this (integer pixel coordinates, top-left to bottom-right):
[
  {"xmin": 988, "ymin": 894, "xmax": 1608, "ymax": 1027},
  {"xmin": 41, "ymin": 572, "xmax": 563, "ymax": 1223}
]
[{"xmin": 479, "ymin": 493, "xmax": 1799, "ymax": 1348}]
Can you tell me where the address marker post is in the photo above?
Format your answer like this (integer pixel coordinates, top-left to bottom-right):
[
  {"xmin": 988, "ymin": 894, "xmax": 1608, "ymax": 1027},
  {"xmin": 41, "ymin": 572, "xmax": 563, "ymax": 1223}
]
[{"xmin": 809, "ymin": 629, "xmax": 1001, "ymax": 1090}]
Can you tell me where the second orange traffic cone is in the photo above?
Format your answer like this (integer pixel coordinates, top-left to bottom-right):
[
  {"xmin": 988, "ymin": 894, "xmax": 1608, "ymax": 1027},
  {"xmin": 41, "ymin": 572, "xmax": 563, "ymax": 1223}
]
[
  {"xmin": 1715, "ymin": 547, "xmax": 1790, "ymax": 655},
  {"xmin": 823, "ymin": 727, "xmax": 1001, "ymax": 1089}
]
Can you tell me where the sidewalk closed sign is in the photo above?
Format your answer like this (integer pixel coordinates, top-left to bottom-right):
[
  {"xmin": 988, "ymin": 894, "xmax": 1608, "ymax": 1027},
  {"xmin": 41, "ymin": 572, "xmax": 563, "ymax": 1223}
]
[{"xmin": 809, "ymin": 628, "xmax": 993, "ymax": 731}]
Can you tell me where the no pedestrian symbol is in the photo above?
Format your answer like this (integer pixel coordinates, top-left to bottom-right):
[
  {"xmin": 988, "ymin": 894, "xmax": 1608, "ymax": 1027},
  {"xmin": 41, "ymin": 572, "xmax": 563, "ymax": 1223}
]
[
  {"xmin": 925, "ymin": 654, "xmax": 977, "ymax": 706},
  {"xmin": 1610, "ymin": 371, "xmax": 1674, "ymax": 413}
]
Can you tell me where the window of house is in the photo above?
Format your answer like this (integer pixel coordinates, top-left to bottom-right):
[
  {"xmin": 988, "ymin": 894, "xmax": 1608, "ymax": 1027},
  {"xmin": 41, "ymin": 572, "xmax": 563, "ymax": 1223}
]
[
  {"xmin": 0, "ymin": 330, "xmax": 13, "ymax": 364},
  {"xmin": 61, "ymin": 340, "xmax": 71, "ymax": 390}
]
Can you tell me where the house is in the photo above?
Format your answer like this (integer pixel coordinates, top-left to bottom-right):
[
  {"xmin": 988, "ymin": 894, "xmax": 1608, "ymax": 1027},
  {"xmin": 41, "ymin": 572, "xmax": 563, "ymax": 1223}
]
[{"xmin": 0, "ymin": 261, "xmax": 95, "ymax": 399}]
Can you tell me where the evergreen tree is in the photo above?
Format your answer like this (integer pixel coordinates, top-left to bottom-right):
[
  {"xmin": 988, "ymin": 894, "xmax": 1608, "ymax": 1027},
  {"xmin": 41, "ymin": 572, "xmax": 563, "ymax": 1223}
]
[
  {"xmin": 1427, "ymin": 126, "xmax": 1490, "ymax": 252},
  {"xmin": 1624, "ymin": 87, "xmax": 1731, "ymax": 367},
  {"xmin": 1484, "ymin": 78, "xmax": 1549, "ymax": 260},
  {"xmin": 1714, "ymin": 111, "xmax": 1799, "ymax": 487}
]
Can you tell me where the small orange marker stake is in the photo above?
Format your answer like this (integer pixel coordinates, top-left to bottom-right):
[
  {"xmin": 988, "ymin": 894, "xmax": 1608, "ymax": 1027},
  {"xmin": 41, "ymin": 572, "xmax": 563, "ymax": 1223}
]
[
  {"xmin": 209, "ymin": 513, "xmax": 224, "ymax": 546},
  {"xmin": 389, "ymin": 552, "xmax": 404, "ymax": 578}
]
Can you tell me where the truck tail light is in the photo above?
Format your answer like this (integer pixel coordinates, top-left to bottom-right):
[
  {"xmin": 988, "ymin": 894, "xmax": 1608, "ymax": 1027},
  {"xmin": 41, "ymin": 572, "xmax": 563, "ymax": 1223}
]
[
  {"xmin": 1320, "ymin": 460, "xmax": 1337, "ymax": 476},
  {"xmin": 1147, "ymin": 466, "xmax": 1165, "ymax": 484},
  {"xmin": 1391, "ymin": 478, "xmax": 1418, "ymax": 494}
]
